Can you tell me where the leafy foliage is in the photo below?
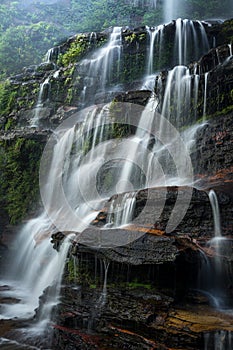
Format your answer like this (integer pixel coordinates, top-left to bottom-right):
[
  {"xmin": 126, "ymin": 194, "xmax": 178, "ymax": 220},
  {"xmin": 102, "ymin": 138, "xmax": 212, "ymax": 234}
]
[
  {"xmin": 58, "ymin": 35, "xmax": 90, "ymax": 66},
  {"xmin": 0, "ymin": 22, "xmax": 62, "ymax": 78}
]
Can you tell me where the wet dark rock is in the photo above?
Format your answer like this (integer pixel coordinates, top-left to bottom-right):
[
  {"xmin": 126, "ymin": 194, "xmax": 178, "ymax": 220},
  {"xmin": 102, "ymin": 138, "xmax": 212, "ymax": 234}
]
[
  {"xmin": 36, "ymin": 62, "xmax": 56, "ymax": 72},
  {"xmin": 0, "ymin": 128, "xmax": 51, "ymax": 142},
  {"xmin": 114, "ymin": 90, "xmax": 151, "ymax": 106},
  {"xmin": 193, "ymin": 111, "xmax": 233, "ymax": 187}
]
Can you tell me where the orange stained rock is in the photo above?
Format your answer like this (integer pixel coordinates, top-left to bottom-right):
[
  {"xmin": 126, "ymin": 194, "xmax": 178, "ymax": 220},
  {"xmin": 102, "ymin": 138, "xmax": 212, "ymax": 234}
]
[
  {"xmin": 164, "ymin": 308, "xmax": 233, "ymax": 334},
  {"xmin": 124, "ymin": 224, "xmax": 165, "ymax": 235},
  {"xmin": 109, "ymin": 325, "xmax": 158, "ymax": 348}
]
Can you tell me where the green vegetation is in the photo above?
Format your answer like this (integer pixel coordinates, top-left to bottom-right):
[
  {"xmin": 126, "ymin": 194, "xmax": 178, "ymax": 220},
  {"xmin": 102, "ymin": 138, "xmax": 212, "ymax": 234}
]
[
  {"xmin": 0, "ymin": 81, "xmax": 17, "ymax": 117},
  {"xmin": 67, "ymin": 257, "xmax": 94, "ymax": 285},
  {"xmin": 0, "ymin": 0, "xmax": 232, "ymax": 79},
  {"xmin": 0, "ymin": 21, "xmax": 61, "ymax": 78},
  {"xmin": 0, "ymin": 138, "xmax": 44, "ymax": 224},
  {"xmin": 58, "ymin": 35, "xmax": 90, "ymax": 67}
]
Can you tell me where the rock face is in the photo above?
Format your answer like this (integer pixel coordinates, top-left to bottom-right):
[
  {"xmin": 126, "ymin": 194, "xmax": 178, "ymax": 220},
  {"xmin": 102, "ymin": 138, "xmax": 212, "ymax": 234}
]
[
  {"xmin": 193, "ymin": 112, "xmax": 233, "ymax": 188},
  {"xmin": 0, "ymin": 18, "xmax": 233, "ymax": 350},
  {"xmin": 50, "ymin": 184, "xmax": 233, "ymax": 349}
]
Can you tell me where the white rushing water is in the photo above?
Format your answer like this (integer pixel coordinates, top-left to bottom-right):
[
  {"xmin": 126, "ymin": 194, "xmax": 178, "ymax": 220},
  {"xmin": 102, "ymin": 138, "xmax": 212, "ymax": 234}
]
[
  {"xmin": 80, "ymin": 27, "xmax": 122, "ymax": 93},
  {"xmin": 174, "ymin": 19, "xmax": 210, "ymax": 65},
  {"xmin": 0, "ymin": 220, "xmax": 74, "ymax": 331},
  {"xmin": 30, "ymin": 77, "xmax": 50, "ymax": 127},
  {"xmin": 146, "ymin": 25, "xmax": 164, "ymax": 75}
]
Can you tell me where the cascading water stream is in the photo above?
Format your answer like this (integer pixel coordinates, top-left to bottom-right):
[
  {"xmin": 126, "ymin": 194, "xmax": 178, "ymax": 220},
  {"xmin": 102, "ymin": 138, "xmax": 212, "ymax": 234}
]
[
  {"xmin": 209, "ymin": 190, "xmax": 222, "ymax": 238},
  {"xmin": 0, "ymin": 219, "xmax": 74, "ymax": 331},
  {"xmin": 146, "ymin": 25, "xmax": 164, "ymax": 76},
  {"xmin": 80, "ymin": 26, "xmax": 122, "ymax": 96},
  {"xmin": 197, "ymin": 190, "xmax": 229, "ymax": 310},
  {"xmin": 174, "ymin": 19, "xmax": 210, "ymax": 65},
  {"xmin": 159, "ymin": 65, "xmax": 199, "ymax": 128},
  {"xmin": 106, "ymin": 192, "xmax": 137, "ymax": 227},
  {"xmin": 30, "ymin": 77, "xmax": 50, "ymax": 127}
]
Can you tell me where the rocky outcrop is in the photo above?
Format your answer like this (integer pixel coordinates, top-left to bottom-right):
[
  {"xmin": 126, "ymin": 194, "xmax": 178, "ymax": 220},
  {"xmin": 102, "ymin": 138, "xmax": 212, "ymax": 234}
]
[
  {"xmin": 52, "ymin": 284, "xmax": 233, "ymax": 349},
  {"xmin": 51, "ymin": 186, "xmax": 233, "ymax": 264}
]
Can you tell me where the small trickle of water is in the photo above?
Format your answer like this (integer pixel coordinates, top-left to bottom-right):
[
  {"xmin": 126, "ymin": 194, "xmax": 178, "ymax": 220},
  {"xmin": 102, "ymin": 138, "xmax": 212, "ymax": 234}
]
[
  {"xmin": 228, "ymin": 43, "xmax": 232, "ymax": 57},
  {"xmin": 88, "ymin": 260, "xmax": 110, "ymax": 331},
  {"xmin": 203, "ymin": 72, "xmax": 209, "ymax": 118},
  {"xmin": 208, "ymin": 190, "xmax": 221, "ymax": 237}
]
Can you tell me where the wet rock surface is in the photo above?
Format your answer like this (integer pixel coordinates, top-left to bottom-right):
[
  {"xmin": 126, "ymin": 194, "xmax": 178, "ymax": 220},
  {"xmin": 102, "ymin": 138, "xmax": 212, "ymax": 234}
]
[{"xmin": 52, "ymin": 279, "xmax": 233, "ymax": 349}]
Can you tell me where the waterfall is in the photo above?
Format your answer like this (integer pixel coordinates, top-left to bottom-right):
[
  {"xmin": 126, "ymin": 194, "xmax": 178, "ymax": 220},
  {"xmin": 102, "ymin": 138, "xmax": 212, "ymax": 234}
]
[
  {"xmin": 1, "ymin": 6, "xmax": 232, "ymax": 347},
  {"xmin": 146, "ymin": 25, "xmax": 164, "ymax": 76},
  {"xmin": 44, "ymin": 47, "xmax": 59, "ymax": 64},
  {"xmin": 30, "ymin": 77, "xmax": 50, "ymax": 127},
  {"xmin": 174, "ymin": 19, "xmax": 210, "ymax": 65},
  {"xmin": 80, "ymin": 27, "xmax": 122, "ymax": 94},
  {"xmin": 0, "ymin": 216, "xmax": 74, "ymax": 332},
  {"xmin": 159, "ymin": 65, "xmax": 199, "ymax": 128}
]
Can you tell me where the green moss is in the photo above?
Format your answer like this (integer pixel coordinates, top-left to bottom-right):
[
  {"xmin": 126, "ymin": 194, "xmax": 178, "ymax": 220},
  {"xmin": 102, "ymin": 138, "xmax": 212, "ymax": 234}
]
[
  {"xmin": 66, "ymin": 258, "xmax": 93, "ymax": 286},
  {"xmin": 0, "ymin": 80, "xmax": 40, "ymax": 122},
  {"xmin": 4, "ymin": 118, "xmax": 16, "ymax": 131},
  {"xmin": 124, "ymin": 33, "xmax": 137, "ymax": 43},
  {"xmin": 0, "ymin": 138, "xmax": 44, "ymax": 224},
  {"xmin": 58, "ymin": 34, "xmax": 90, "ymax": 67},
  {"xmin": 0, "ymin": 81, "xmax": 17, "ymax": 117},
  {"xmin": 138, "ymin": 33, "xmax": 146, "ymax": 41},
  {"xmin": 126, "ymin": 281, "xmax": 152, "ymax": 290}
]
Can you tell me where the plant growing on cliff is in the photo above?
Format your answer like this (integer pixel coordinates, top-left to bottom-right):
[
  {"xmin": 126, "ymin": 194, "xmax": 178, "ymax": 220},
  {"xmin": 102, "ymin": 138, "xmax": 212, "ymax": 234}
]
[
  {"xmin": 0, "ymin": 81, "xmax": 17, "ymax": 117},
  {"xmin": 58, "ymin": 35, "xmax": 90, "ymax": 67},
  {"xmin": 0, "ymin": 138, "xmax": 44, "ymax": 224}
]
